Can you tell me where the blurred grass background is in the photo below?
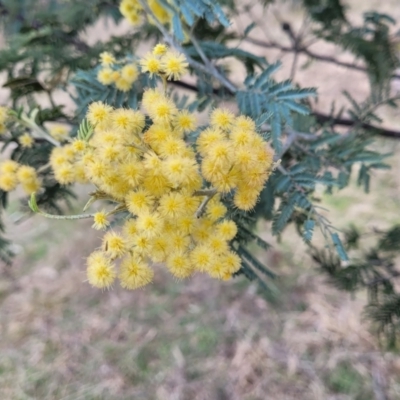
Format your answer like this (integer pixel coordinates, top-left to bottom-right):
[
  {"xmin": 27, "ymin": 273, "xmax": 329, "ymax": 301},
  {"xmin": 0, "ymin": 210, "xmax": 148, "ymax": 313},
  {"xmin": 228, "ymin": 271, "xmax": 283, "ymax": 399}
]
[{"xmin": 1, "ymin": 0, "xmax": 400, "ymax": 398}]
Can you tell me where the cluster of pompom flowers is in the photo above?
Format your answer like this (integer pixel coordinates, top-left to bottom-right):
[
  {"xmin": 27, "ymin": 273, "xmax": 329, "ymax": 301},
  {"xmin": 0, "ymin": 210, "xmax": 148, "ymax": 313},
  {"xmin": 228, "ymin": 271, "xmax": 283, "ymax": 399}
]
[
  {"xmin": 49, "ymin": 87, "xmax": 274, "ymax": 290},
  {"xmin": 97, "ymin": 43, "xmax": 188, "ymax": 92},
  {"xmin": 119, "ymin": 0, "xmax": 170, "ymax": 26},
  {"xmin": 0, "ymin": 106, "xmax": 41, "ymax": 193},
  {"xmin": 0, "ymin": 160, "xmax": 41, "ymax": 194},
  {"xmin": 0, "ymin": 106, "xmax": 67, "ymax": 193}
]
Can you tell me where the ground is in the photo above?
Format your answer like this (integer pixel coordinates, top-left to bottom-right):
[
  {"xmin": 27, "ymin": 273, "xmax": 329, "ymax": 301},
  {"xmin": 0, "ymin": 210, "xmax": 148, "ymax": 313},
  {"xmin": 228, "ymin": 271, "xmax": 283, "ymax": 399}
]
[{"xmin": 1, "ymin": 1, "xmax": 400, "ymax": 399}]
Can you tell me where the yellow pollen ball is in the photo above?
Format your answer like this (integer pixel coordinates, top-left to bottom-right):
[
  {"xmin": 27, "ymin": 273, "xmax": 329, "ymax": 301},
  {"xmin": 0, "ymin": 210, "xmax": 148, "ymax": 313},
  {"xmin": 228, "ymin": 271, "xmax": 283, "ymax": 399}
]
[
  {"xmin": 166, "ymin": 252, "xmax": 193, "ymax": 279},
  {"xmin": 206, "ymin": 201, "xmax": 227, "ymax": 221},
  {"xmin": 158, "ymin": 192, "xmax": 185, "ymax": 219},
  {"xmin": 54, "ymin": 164, "xmax": 75, "ymax": 185},
  {"xmin": 150, "ymin": 236, "xmax": 169, "ymax": 263},
  {"xmin": 125, "ymin": 11, "xmax": 141, "ymax": 25},
  {"xmin": 16, "ymin": 165, "xmax": 37, "ymax": 183},
  {"xmin": 97, "ymin": 68, "xmax": 115, "ymax": 85},
  {"xmin": 121, "ymin": 64, "xmax": 139, "ymax": 83},
  {"xmin": 0, "ymin": 160, "xmax": 19, "ymax": 174},
  {"xmin": 173, "ymin": 110, "xmax": 197, "ymax": 134},
  {"xmin": 196, "ymin": 128, "xmax": 226, "ymax": 156},
  {"xmin": 125, "ymin": 189, "xmax": 154, "ymax": 215},
  {"xmin": 210, "ymin": 108, "xmax": 235, "ymax": 130},
  {"xmin": 153, "ymin": 43, "xmax": 168, "ymax": 56},
  {"xmin": 217, "ymin": 220, "xmax": 238, "ymax": 241},
  {"xmin": 87, "ymin": 102, "xmax": 113, "ymax": 127},
  {"xmin": 0, "ymin": 106, "xmax": 9, "ymax": 125},
  {"xmin": 234, "ymin": 115, "xmax": 256, "ymax": 131},
  {"xmin": 49, "ymin": 125, "xmax": 69, "ymax": 141},
  {"xmin": 140, "ymin": 53, "xmax": 162, "ymax": 76},
  {"xmin": 190, "ymin": 245, "xmax": 214, "ymax": 272},
  {"xmin": 99, "ymin": 51, "xmax": 116, "ymax": 66},
  {"xmin": 19, "ymin": 133, "xmax": 34, "ymax": 148},
  {"xmin": 149, "ymin": 98, "xmax": 177, "ymax": 123},
  {"xmin": 142, "ymin": 171, "xmax": 171, "ymax": 197},
  {"xmin": 136, "ymin": 211, "xmax": 164, "ymax": 238},
  {"xmin": 233, "ymin": 188, "xmax": 260, "ymax": 211},
  {"xmin": 205, "ymin": 236, "xmax": 229, "ymax": 255},
  {"xmin": 123, "ymin": 218, "xmax": 138, "ymax": 239},
  {"xmin": 21, "ymin": 179, "xmax": 41, "ymax": 195},
  {"xmin": 111, "ymin": 71, "xmax": 120, "ymax": 82},
  {"xmin": 148, "ymin": 0, "xmax": 170, "ymax": 24},
  {"xmin": 0, "ymin": 173, "xmax": 18, "ymax": 192},
  {"xmin": 112, "ymin": 109, "xmax": 145, "ymax": 133},
  {"xmin": 132, "ymin": 233, "xmax": 152, "ymax": 256},
  {"xmin": 103, "ymin": 231, "xmax": 127, "ymax": 259},
  {"xmin": 119, "ymin": 255, "xmax": 154, "ymax": 289},
  {"xmin": 121, "ymin": 162, "xmax": 143, "ymax": 187},
  {"xmin": 115, "ymin": 77, "xmax": 133, "ymax": 92},
  {"xmin": 92, "ymin": 211, "xmax": 109, "ymax": 230},
  {"xmin": 142, "ymin": 88, "xmax": 164, "ymax": 112},
  {"xmin": 161, "ymin": 51, "xmax": 189, "ymax": 81},
  {"xmin": 167, "ymin": 233, "xmax": 190, "ymax": 253},
  {"xmin": 72, "ymin": 139, "xmax": 86, "ymax": 152},
  {"xmin": 222, "ymin": 251, "xmax": 242, "ymax": 274},
  {"xmin": 86, "ymin": 251, "xmax": 116, "ymax": 289},
  {"xmin": 120, "ymin": 0, "xmax": 142, "ymax": 21},
  {"xmin": 158, "ymin": 138, "xmax": 186, "ymax": 158}
]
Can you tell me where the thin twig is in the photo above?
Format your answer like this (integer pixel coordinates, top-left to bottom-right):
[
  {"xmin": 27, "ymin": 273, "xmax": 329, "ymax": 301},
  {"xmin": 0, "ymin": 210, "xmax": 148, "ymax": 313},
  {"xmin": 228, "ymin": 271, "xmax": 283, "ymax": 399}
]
[
  {"xmin": 278, "ymin": 130, "xmax": 297, "ymax": 159},
  {"xmin": 36, "ymin": 210, "xmax": 96, "ymax": 220},
  {"xmin": 189, "ymin": 30, "xmax": 237, "ymax": 93},
  {"xmin": 19, "ymin": 113, "xmax": 60, "ymax": 147},
  {"xmin": 171, "ymin": 80, "xmax": 400, "ymax": 139},
  {"xmin": 313, "ymin": 112, "xmax": 400, "ymax": 139},
  {"xmin": 37, "ymin": 162, "xmax": 52, "ymax": 173},
  {"xmin": 244, "ymin": 36, "xmax": 400, "ymax": 81},
  {"xmin": 193, "ymin": 189, "xmax": 218, "ymax": 197},
  {"xmin": 194, "ymin": 189, "xmax": 217, "ymax": 218}
]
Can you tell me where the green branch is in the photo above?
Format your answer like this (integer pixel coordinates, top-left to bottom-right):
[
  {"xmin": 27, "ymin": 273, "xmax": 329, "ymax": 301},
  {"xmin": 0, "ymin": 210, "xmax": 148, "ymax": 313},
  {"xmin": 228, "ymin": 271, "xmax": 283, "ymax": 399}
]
[{"xmin": 29, "ymin": 193, "xmax": 95, "ymax": 220}]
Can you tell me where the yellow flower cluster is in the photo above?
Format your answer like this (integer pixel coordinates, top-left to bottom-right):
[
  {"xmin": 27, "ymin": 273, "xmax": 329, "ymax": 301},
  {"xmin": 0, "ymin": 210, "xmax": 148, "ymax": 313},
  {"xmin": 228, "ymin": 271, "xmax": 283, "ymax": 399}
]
[
  {"xmin": 50, "ymin": 141, "xmax": 88, "ymax": 185},
  {"xmin": 48, "ymin": 124, "xmax": 70, "ymax": 142},
  {"xmin": 48, "ymin": 85, "xmax": 274, "ymax": 291},
  {"xmin": 199, "ymin": 109, "xmax": 274, "ymax": 210},
  {"xmin": 0, "ymin": 106, "xmax": 9, "ymax": 134},
  {"xmin": 119, "ymin": 0, "xmax": 170, "ymax": 26},
  {"xmin": 140, "ymin": 44, "xmax": 188, "ymax": 81},
  {"xmin": 0, "ymin": 160, "xmax": 41, "ymax": 194},
  {"xmin": 45, "ymin": 41, "xmax": 274, "ymax": 291},
  {"xmin": 97, "ymin": 44, "xmax": 188, "ymax": 91},
  {"xmin": 97, "ymin": 52, "xmax": 139, "ymax": 92}
]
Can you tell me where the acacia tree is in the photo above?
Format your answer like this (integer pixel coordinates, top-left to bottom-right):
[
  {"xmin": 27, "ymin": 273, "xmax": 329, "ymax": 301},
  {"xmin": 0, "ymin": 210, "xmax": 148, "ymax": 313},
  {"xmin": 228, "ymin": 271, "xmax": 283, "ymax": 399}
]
[{"xmin": 0, "ymin": 0, "xmax": 399, "ymax": 346}]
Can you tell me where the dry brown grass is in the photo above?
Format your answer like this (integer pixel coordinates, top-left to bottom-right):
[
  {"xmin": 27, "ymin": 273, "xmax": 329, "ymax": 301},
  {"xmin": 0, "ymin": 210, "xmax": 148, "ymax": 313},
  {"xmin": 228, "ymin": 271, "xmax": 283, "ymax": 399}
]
[{"xmin": 2, "ymin": 211, "xmax": 400, "ymax": 399}]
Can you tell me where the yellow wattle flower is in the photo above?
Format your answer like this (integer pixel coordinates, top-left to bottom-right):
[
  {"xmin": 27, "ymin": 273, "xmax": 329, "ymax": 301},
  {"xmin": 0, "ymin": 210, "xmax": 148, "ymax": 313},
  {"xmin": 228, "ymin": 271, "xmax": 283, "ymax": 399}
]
[
  {"xmin": 19, "ymin": 133, "xmax": 34, "ymax": 148},
  {"xmin": 97, "ymin": 68, "xmax": 115, "ymax": 85},
  {"xmin": 140, "ymin": 53, "xmax": 162, "ymax": 77},
  {"xmin": 161, "ymin": 51, "xmax": 189, "ymax": 81},
  {"xmin": 153, "ymin": 43, "xmax": 168, "ymax": 56},
  {"xmin": 87, "ymin": 251, "xmax": 116, "ymax": 289},
  {"xmin": 99, "ymin": 51, "xmax": 116, "ymax": 67},
  {"xmin": 103, "ymin": 231, "xmax": 127, "ymax": 259},
  {"xmin": 166, "ymin": 252, "xmax": 193, "ymax": 279},
  {"xmin": 92, "ymin": 211, "xmax": 109, "ymax": 230},
  {"xmin": 119, "ymin": 255, "xmax": 154, "ymax": 289}
]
